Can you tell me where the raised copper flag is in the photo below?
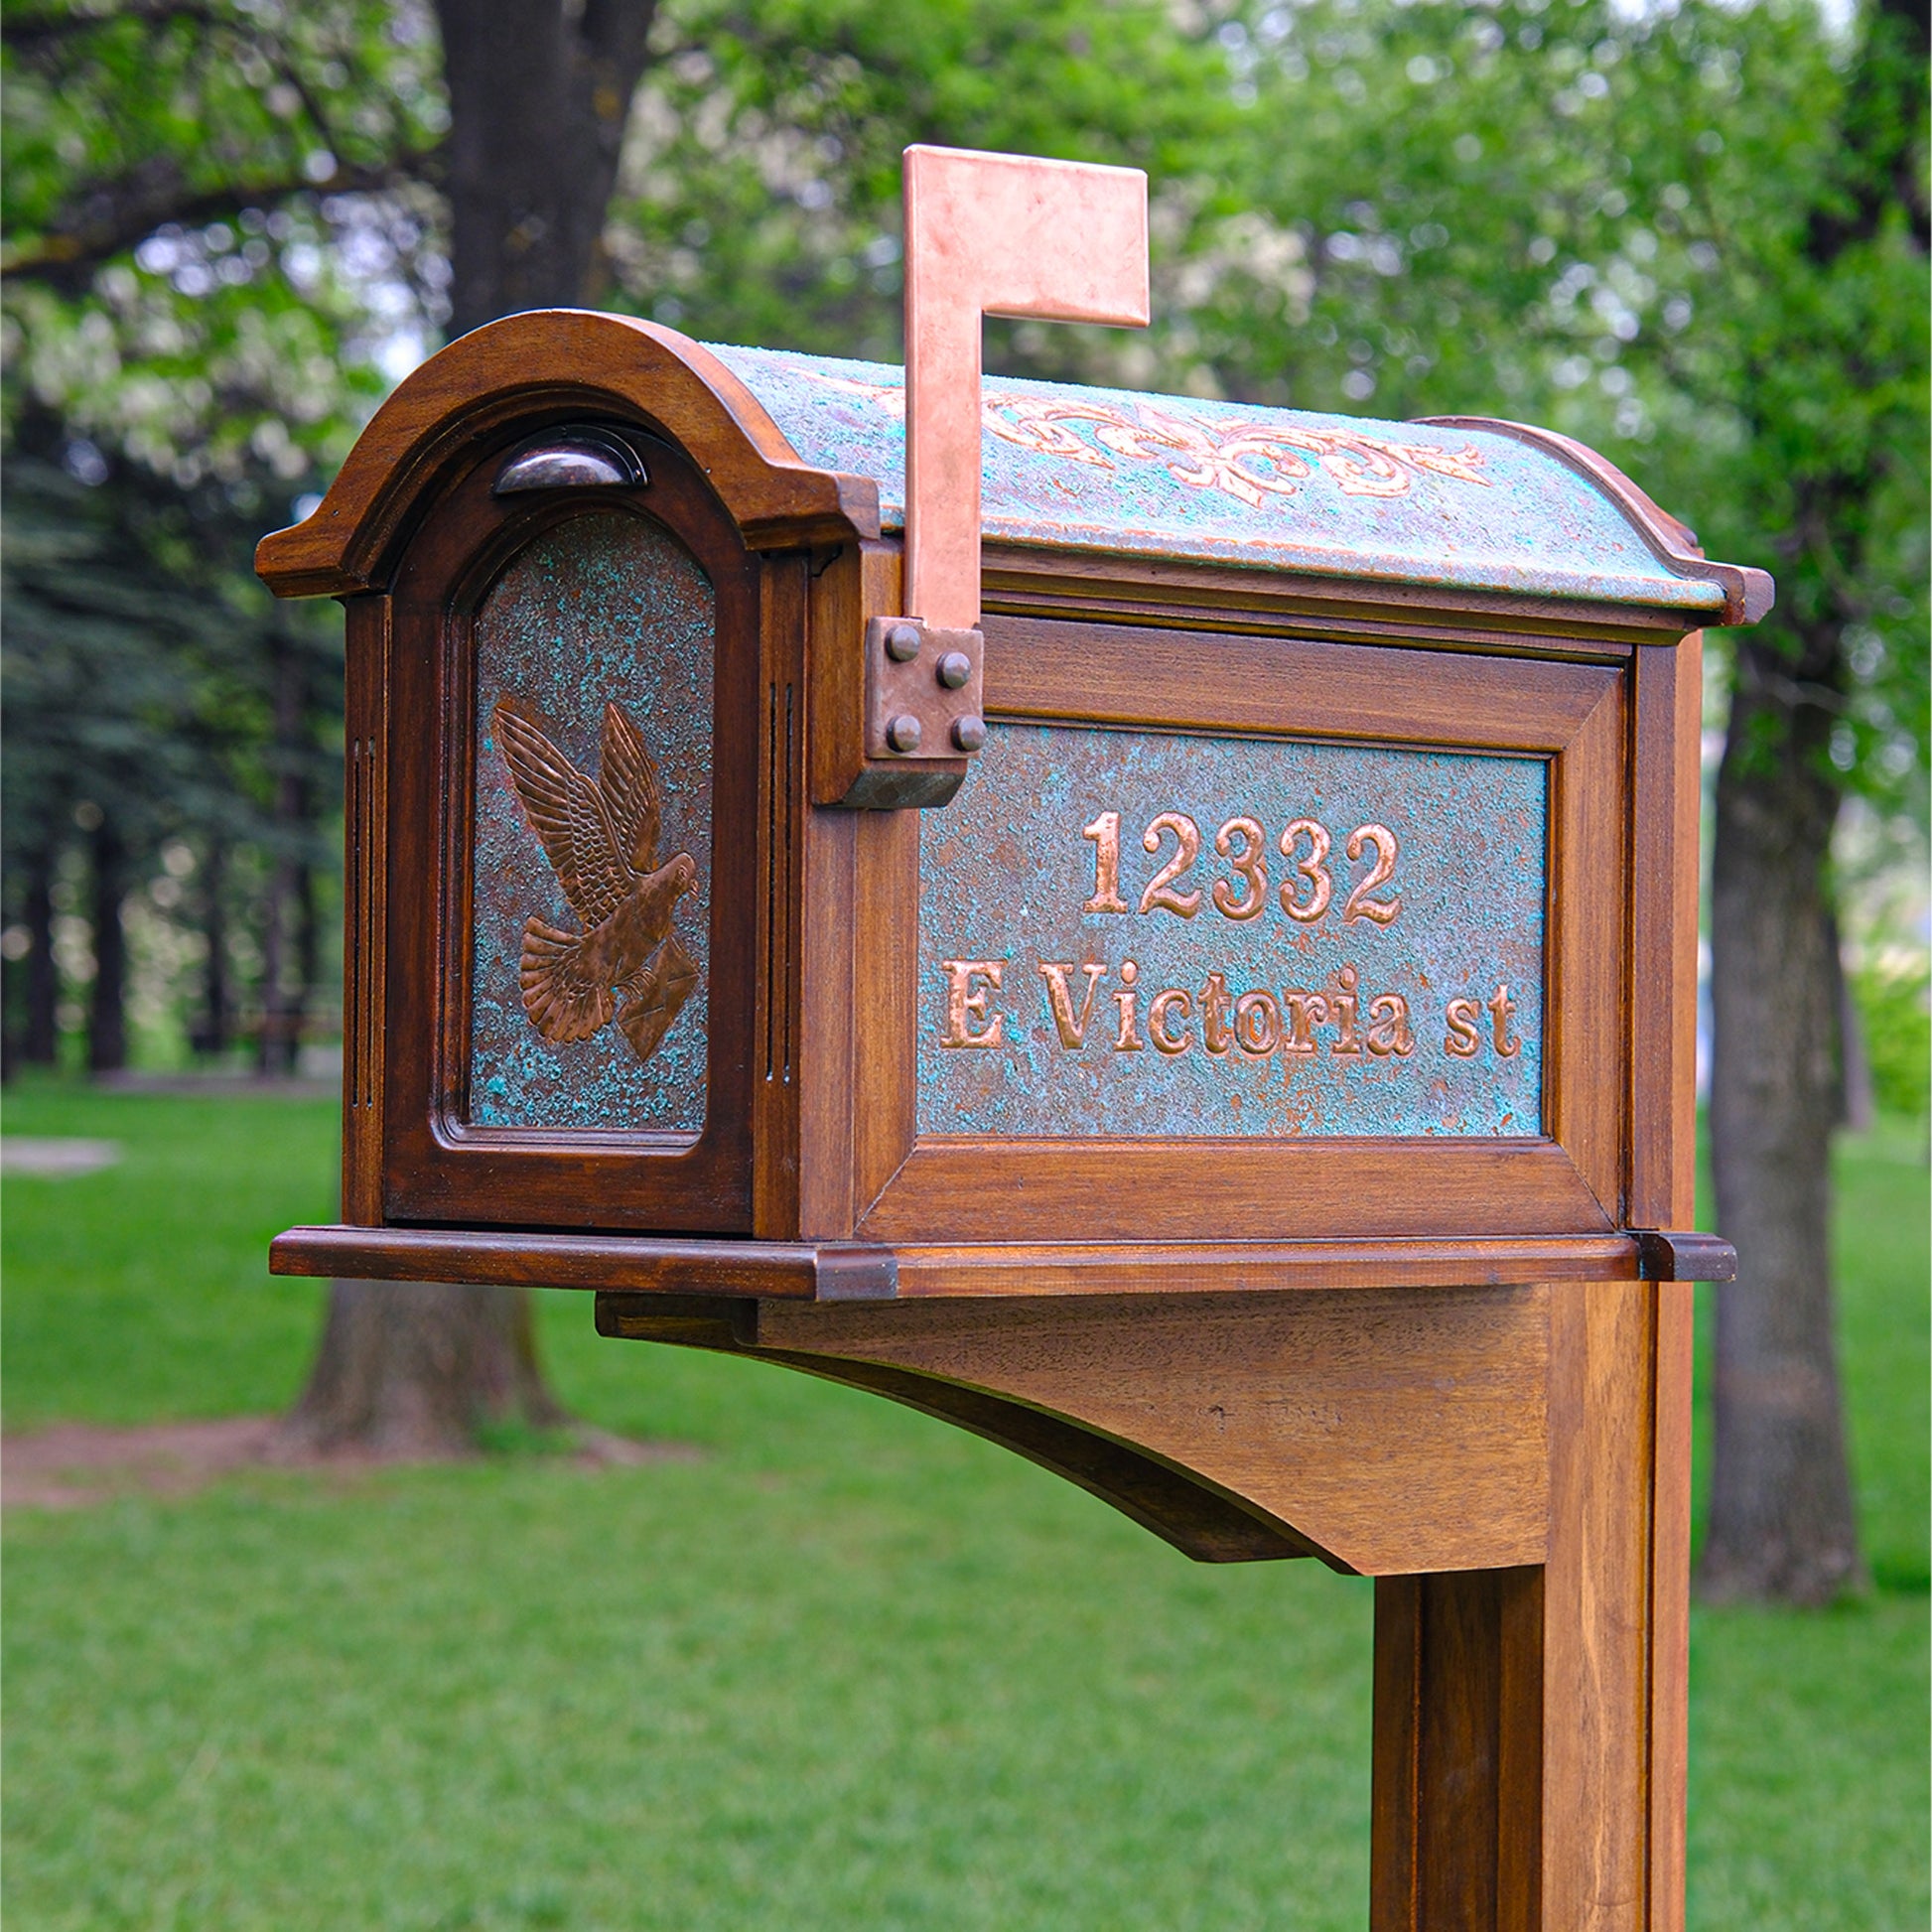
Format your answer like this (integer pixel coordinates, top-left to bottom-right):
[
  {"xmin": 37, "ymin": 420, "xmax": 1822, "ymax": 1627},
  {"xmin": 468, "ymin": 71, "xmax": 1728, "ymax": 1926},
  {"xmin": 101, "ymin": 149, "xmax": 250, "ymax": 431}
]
[{"xmin": 492, "ymin": 697, "xmax": 699, "ymax": 1067}]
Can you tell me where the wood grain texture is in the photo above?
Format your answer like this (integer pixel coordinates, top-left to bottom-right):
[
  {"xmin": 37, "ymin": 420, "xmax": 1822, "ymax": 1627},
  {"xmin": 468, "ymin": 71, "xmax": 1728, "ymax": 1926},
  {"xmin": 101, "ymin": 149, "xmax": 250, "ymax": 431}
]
[
  {"xmin": 1543, "ymin": 1278, "xmax": 1659, "ymax": 1930},
  {"xmin": 981, "ymin": 544, "xmax": 1691, "ymax": 649},
  {"xmin": 743, "ymin": 1287, "xmax": 1551, "ymax": 1576},
  {"xmin": 1632, "ymin": 630, "xmax": 1706, "ymax": 1932},
  {"xmin": 340, "ymin": 593, "xmax": 389, "ymax": 1225},
  {"xmin": 849, "ymin": 803, "xmax": 922, "ymax": 1219},
  {"xmin": 861, "ymin": 1139, "xmax": 1615, "ymax": 1245},
  {"xmin": 1627, "ymin": 639, "xmax": 1702, "ymax": 1232},
  {"xmin": 1547, "ymin": 677, "xmax": 1627, "ymax": 1222},
  {"xmin": 888, "ymin": 1235, "xmax": 1645, "ymax": 1297},
  {"xmin": 753, "ymin": 549, "xmax": 809, "ymax": 1237},
  {"xmin": 851, "ymin": 621, "xmax": 1628, "ymax": 1247},
  {"xmin": 254, "ymin": 312, "xmax": 879, "ymax": 598},
  {"xmin": 269, "ymin": 1225, "xmax": 1657, "ymax": 1298},
  {"xmin": 794, "ymin": 801, "xmax": 859, "ymax": 1237},
  {"xmin": 807, "ymin": 539, "xmax": 912, "ymax": 805},
  {"xmin": 1371, "ymin": 1568, "xmax": 1545, "ymax": 1932},
  {"xmin": 271, "ymin": 1225, "xmax": 877, "ymax": 1298},
  {"xmin": 984, "ymin": 616, "xmax": 1618, "ymax": 752},
  {"xmin": 600, "ymin": 1296, "xmax": 1316, "ymax": 1563}
]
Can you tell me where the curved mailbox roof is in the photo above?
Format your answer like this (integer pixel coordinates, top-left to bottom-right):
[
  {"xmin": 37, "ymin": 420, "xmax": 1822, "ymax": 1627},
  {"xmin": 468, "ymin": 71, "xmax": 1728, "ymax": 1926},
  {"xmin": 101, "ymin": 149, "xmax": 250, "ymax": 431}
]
[
  {"xmin": 710, "ymin": 343, "xmax": 1765, "ymax": 619},
  {"xmin": 253, "ymin": 313, "xmax": 1768, "ymax": 623}
]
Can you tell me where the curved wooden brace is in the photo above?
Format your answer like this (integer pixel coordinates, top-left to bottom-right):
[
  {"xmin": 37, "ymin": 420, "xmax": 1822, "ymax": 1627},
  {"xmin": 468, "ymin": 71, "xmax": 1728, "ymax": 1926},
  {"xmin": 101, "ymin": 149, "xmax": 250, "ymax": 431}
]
[
  {"xmin": 594, "ymin": 1295, "xmax": 1313, "ymax": 1562},
  {"xmin": 255, "ymin": 310, "xmax": 881, "ymax": 599},
  {"xmin": 596, "ymin": 1286, "xmax": 1551, "ymax": 1577},
  {"xmin": 1415, "ymin": 414, "xmax": 1774, "ymax": 626}
]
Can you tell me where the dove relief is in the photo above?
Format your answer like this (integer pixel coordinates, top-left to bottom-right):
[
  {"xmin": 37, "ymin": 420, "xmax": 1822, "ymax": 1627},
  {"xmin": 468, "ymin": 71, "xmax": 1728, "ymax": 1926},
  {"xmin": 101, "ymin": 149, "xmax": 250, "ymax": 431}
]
[{"xmin": 491, "ymin": 697, "xmax": 700, "ymax": 1068}]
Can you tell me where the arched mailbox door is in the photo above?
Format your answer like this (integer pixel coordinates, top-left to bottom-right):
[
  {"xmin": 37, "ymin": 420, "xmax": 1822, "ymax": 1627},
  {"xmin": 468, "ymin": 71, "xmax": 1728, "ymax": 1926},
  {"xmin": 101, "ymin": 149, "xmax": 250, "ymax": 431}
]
[
  {"xmin": 260, "ymin": 304, "xmax": 1765, "ymax": 1930},
  {"xmin": 374, "ymin": 422, "xmax": 763, "ymax": 1232}
]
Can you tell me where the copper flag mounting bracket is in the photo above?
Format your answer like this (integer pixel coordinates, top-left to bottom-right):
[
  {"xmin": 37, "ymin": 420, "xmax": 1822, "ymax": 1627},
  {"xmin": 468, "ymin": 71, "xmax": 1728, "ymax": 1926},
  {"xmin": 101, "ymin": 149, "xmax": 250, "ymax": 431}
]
[{"xmin": 859, "ymin": 146, "xmax": 1151, "ymax": 795}]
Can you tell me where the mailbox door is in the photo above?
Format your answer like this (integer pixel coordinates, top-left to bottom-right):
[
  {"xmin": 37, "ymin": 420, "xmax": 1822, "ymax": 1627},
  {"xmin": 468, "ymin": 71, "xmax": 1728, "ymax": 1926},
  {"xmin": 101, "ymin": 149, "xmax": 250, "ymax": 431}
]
[{"xmin": 364, "ymin": 427, "xmax": 760, "ymax": 1232}]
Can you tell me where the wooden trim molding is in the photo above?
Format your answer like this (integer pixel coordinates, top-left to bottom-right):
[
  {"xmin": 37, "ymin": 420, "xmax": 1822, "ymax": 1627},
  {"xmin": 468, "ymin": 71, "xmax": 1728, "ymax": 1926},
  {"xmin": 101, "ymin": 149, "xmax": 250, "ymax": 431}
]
[
  {"xmin": 254, "ymin": 311, "xmax": 881, "ymax": 598},
  {"xmin": 844, "ymin": 620, "xmax": 1633, "ymax": 1246},
  {"xmin": 269, "ymin": 1224, "xmax": 1685, "ymax": 1298}
]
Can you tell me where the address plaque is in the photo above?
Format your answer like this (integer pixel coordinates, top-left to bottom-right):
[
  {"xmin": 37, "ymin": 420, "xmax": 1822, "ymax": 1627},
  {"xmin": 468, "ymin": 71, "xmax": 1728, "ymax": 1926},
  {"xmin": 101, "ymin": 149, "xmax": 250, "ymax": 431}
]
[{"xmin": 918, "ymin": 723, "xmax": 1546, "ymax": 1140}]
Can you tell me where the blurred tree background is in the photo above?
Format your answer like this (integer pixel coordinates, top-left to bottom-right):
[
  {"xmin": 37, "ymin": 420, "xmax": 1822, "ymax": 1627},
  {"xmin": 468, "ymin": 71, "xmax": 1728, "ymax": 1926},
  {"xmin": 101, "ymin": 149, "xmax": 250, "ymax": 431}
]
[{"xmin": 3, "ymin": 0, "xmax": 1924, "ymax": 1592}]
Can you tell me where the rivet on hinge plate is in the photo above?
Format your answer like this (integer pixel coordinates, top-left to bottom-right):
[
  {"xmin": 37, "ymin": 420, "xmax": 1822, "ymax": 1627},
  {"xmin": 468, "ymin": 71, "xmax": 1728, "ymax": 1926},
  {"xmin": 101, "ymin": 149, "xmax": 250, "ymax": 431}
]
[{"xmin": 865, "ymin": 616, "xmax": 986, "ymax": 761}]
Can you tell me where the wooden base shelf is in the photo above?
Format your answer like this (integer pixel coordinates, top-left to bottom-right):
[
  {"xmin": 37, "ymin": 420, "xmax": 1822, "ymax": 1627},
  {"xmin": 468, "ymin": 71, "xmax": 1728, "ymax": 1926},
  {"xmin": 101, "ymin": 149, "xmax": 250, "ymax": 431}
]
[{"xmin": 268, "ymin": 1224, "xmax": 1729, "ymax": 1300}]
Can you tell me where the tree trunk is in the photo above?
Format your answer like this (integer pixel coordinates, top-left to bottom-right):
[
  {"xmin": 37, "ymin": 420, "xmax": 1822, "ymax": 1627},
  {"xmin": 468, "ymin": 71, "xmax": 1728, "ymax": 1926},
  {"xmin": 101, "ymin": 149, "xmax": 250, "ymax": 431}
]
[
  {"xmin": 288, "ymin": 0, "xmax": 661, "ymax": 1453},
  {"xmin": 275, "ymin": 1280, "xmax": 566, "ymax": 1459},
  {"xmin": 1828, "ymin": 908, "xmax": 1874, "ymax": 1133},
  {"xmin": 86, "ymin": 815, "xmax": 128, "ymax": 1074},
  {"xmin": 22, "ymin": 845, "xmax": 59, "ymax": 1064},
  {"xmin": 1701, "ymin": 632, "xmax": 1863, "ymax": 1603},
  {"xmin": 437, "ymin": 0, "xmax": 659, "ymax": 338},
  {"xmin": 196, "ymin": 834, "xmax": 231, "ymax": 1057},
  {"xmin": 258, "ymin": 634, "xmax": 305, "ymax": 1076}
]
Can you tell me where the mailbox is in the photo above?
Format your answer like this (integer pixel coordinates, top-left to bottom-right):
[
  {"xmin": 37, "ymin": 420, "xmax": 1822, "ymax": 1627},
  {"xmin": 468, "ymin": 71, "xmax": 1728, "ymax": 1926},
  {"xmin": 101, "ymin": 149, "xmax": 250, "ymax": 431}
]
[
  {"xmin": 258, "ymin": 309, "xmax": 1762, "ymax": 1281},
  {"xmin": 259, "ymin": 148, "xmax": 1769, "ymax": 1927}
]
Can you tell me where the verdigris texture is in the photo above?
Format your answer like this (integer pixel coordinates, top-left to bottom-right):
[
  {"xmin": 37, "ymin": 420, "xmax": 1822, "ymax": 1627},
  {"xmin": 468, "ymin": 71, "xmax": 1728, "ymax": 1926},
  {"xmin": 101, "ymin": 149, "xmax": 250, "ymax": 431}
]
[
  {"xmin": 918, "ymin": 723, "xmax": 1546, "ymax": 1139},
  {"xmin": 469, "ymin": 510, "xmax": 713, "ymax": 1134},
  {"xmin": 709, "ymin": 343, "xmax": 1722, "ymax": 614}
]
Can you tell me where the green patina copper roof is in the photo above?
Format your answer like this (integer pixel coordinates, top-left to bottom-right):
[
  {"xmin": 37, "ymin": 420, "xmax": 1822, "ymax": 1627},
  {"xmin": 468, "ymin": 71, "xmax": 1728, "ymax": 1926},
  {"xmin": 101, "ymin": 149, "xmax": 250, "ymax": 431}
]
[{"xmin": 710, "ymin": 343, "xmax": 1740, "ymax": 615}]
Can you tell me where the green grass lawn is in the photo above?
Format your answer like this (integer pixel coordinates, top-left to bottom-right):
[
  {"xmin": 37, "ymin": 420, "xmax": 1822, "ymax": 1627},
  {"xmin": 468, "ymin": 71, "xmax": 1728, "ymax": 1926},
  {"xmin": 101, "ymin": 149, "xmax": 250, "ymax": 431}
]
[{"xmin": 3, "ymin": 1081, "xmax": 1925, "ymax": 1930}]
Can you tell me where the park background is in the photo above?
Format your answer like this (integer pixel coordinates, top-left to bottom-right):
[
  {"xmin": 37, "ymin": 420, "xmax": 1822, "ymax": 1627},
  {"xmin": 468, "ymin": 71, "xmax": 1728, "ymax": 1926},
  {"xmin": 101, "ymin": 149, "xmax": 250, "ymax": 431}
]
[{"xmin": 2, "ymin": 1, "xmax": 1926, "ymax": 1926}]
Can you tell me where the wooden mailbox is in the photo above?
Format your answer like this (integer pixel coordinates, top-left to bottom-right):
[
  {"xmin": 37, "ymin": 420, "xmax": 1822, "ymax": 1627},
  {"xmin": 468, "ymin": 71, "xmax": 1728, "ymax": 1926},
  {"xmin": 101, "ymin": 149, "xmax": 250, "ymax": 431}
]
[{"xmin": 259, "ymin": 151, "xmax": 1769, "ymax": 1932}]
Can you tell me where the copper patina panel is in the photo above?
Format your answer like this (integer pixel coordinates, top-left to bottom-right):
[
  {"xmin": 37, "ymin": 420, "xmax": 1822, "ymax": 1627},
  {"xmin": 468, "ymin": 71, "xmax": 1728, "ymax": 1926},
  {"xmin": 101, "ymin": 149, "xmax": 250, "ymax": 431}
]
[
  {"xmin": 468, "ymin": 510, "xmax": 714, "ymax": 1134},
  {"xmin": 918, "ymin": 721, "xmax": 1546, "ymax": 1138}
]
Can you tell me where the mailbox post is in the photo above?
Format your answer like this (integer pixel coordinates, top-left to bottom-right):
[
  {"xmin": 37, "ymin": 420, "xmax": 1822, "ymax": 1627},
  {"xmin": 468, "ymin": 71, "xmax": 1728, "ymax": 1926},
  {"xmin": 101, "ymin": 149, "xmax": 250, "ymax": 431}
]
[{"xmin": 258, "ymin": 148, "xmax": 1766, "ymax": 1929}]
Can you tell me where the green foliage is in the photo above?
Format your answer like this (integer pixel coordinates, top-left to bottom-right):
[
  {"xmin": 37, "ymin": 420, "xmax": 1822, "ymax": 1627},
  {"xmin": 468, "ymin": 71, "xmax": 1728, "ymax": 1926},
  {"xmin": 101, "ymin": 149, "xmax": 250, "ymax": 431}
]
[
  {"xmin": 3, "ymin": 0, "xmax": 439, "ymax": 479},
  {"xmin": 603, "ymin": 0, "xmax": 1240, "ymax": 369},
  {"xmin": 1205, "ymin": 0, "xmax": 1927, "ymax": 820},
  {"xmin": 1856, "ymin": 958, "xmax": 1932, "ymax": 1120},
  {"xmin": 0, "ymin": 442, "xmax": 342, "ymax": 859},
  {"xmin": 3, "ymin": 1083, "xmax": 1927, "ymax": 1926}
]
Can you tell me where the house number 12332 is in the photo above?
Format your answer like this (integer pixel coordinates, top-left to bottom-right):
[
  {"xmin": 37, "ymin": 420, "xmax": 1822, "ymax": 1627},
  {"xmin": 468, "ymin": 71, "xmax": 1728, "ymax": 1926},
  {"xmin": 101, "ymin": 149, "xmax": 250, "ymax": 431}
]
[{"xmin": 1080, "ymin": 810, "xmax": 1401, "ymax": 927}]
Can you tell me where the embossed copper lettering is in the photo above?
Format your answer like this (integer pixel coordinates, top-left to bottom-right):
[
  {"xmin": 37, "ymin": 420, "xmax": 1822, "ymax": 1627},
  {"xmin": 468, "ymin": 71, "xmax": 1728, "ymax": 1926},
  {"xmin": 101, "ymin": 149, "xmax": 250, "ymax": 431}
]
[
  {"xmin": 1077, "ymin": 810, "xmax": 1404, "ymax": 931},
  {"xmin": 1199, "ymin": 971, "xmax": 1235, "ymax": 1054},
  {"xmin": 939, "ymin": 959, "xmax": 1006, "ymax": 1046},
  {"xmin": 1488, "ymin": 983, "xmax": 1522, "ymax": 1058},
  {"xmin": 922, "ymin": 731, "xmax": 1545, "ymax": 1135},
  {"xmin": 1342, "ymin": 823, "xmax": 1401, "ymax": 925},
  {"xmin": 1367, "ymin": 993, "xmax": 1416, "ymax": 1056},
  {"xmin": 1114, "ymin": 958, "xmax": 1145, "ymax": 1050},
  {"xmin": 1038, "ymin": 960, "xmax": 1108, "ymax": 1047},
  {"xmin": 1148, "ymin": 987, "xmax": 1193, "ymax": 1054},
  {"xmin": 1284, "ymin": 990, "xmax": 1330, "ymax": 1055},
  {"xmin": 1081, "ymin": 811, "xmax": 1129, "ymax": 912},
  {"xmin": 1445, "ymin": 999, "xmax": 1482, "ymax": 1057},
  {"xmin": 1234, "ymin": 989, "xmax": 1283, "ymax": 1055},
  {"xmin": 1279, "ymin": 818, "xmax": 1333, "ymax": 923},
  {"xmin": 1139, "ymin": 812, "xmax": 1203, "ymax": 917},
  {"xmin": 1328, "ymin": 963, "xmax": 1364, "ymax": 1057},
  {"xmin": 1211, "ymin": 816, "xmax": 1268, "ymax": 919}
]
